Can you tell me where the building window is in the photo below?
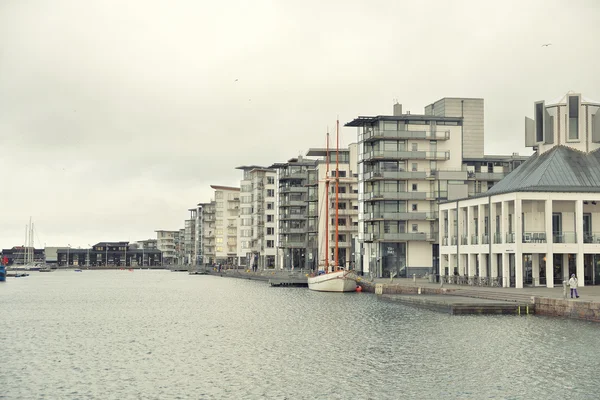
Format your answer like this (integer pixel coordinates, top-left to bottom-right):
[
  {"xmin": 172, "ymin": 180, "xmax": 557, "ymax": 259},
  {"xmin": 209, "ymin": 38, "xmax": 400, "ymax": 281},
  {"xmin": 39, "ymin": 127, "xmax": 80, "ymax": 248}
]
[
  {"xmin": 267, "ymin": 240, "xmax": 274, "ymax": 248},
  {"xmin": 412, "ymin": 184, "xmax": 418, "ymax": 191},
  {"xmin": 267, "ymin": 189, "xmax": 275, "ymax": 197},
  {"xmin": 412, "ymin": 224, "xmax": 418, "ymax": 232},
  {"xmin": 568, "ymin": 95, "xmax": 579, "ymax": 140},
  {"xmin": 267, "ymin": 202, "xmax": 274, "ymax": 210},
  {"xmin": 411, "ymin": 163, "xmax": 417, "ymax": 172},
  {"xmin": 535, "ymin": 102, "xmax": 544, "ymax": 142},
  {"xmin": 411, "ymin": 143, "xmax": 418, "ymax": 151},
  {"xmin": 411, "ymin": 204, "xmax": 417, "ymax": 211},
  {"xmin": 267, "ymin": 215, "xmax": 274, "ymax": 222},
  {"xmin": 267, "ymin": 177, "xmax": 275, "ymax": 184},
  {"xmin": 267, "ymin": 227, "xmax": 274, "ymax": 235}
]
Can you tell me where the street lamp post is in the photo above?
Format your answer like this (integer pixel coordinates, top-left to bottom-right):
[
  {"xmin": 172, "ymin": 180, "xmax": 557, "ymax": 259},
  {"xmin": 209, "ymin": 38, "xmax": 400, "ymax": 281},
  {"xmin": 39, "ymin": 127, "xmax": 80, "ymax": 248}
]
[{"xmin": 67, "ymin": 244, "xmax": 71, "ymax": 267}]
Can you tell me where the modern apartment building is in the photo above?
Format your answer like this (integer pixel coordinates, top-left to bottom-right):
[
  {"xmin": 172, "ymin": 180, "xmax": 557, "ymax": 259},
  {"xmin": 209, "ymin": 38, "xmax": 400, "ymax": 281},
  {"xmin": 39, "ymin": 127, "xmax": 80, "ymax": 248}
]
[
  {"xmin": 155, "ymin": 230, "xmax": 178, "ymax": 265},
  {"xmin": 440, "ymin": 92, "xmax": 600, "ymax": 288},
  {"xmin": 194, "ymin": 204, "xmax": 203, "ymax": 266},
  {"xmin": 184, "ymin": 209, "xmax": 197, "ymax": 265},
  {"xmin": 200, "ymin": 201, "xmax": 216, "ymax": 265},
  {"xmin": 236, "ymin": 166, "xmax": 278, "ymax": 269},
  {"xmin": 210, "ymin": 185, "xmax": 240, "ymax": 265},
  {"xmin": 347, "ymin": 99, "xmax": 528, "ymax": 278},
  {"xmin": 270, "ymin": 156, "xmax": 317, "ymax": 269},
  {"xmin": 306, "ymin": 145, "xmax": 359, "ymax": 270}
]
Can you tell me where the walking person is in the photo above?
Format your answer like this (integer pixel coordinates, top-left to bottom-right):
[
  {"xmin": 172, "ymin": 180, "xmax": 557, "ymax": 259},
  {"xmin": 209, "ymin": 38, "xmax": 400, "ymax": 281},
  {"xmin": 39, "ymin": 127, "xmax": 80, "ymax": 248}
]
[{"xmin": 568, "ymin": 273, "xmax": 580, "ymax": 298}]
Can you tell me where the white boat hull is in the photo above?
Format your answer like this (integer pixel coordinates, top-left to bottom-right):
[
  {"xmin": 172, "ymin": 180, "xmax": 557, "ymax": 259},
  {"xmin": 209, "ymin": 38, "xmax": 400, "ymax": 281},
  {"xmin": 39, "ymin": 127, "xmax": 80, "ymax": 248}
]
[{"xmin": 307, "ymin": 270, "xmax": 357, "ymax": 292}]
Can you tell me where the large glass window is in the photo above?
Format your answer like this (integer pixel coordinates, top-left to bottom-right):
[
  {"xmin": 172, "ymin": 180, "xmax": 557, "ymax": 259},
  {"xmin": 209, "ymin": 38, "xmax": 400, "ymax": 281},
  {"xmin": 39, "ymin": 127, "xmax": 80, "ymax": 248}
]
[{"xmin": 535, "ymin": 103, "xmax": 544, "ymax": 142}]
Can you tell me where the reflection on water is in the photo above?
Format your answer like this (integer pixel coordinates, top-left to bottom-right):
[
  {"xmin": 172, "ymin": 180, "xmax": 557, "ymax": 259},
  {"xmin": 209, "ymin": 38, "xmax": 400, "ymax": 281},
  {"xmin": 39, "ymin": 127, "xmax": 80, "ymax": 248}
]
[{"xmin": 1, "ymin": 270, "xmax": 600, "ymax": 399}]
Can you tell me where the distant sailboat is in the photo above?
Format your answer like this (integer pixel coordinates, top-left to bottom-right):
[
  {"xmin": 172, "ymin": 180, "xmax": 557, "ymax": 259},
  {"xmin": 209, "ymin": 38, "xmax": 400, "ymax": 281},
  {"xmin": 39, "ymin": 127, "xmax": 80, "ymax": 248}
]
[
  {"xmin": 307, "ymin": 120, "xmax": 357, "ymax": 292},
  {"xmin": 16, "ymin": 218, "xmax": 42, "ymax": 271}
]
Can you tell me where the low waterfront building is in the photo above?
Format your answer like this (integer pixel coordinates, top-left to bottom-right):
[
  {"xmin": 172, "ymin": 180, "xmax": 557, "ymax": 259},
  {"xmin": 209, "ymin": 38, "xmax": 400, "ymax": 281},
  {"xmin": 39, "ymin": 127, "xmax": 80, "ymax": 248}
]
[
  {"xmin": 0, "ymin": 246, "xmax": 45, "ymax": 266},
  {"xmin": 439, "ymin": 92, "xmax": 600, "ymax": 288},
  {"xmin": 56, "ymin": 242, "xmax": 162, "ymax": 267}
]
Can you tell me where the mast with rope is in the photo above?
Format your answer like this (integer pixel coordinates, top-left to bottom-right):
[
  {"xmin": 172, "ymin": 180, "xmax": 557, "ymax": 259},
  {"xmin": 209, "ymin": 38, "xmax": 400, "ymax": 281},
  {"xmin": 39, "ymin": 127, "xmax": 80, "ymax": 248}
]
[
  {"xmin": 334, "ymin": 119, "xmax": 340, "ymax": 271},
  {"xmin": 324, "ymin": 130, "xmax": 330, "ymax": 271}
]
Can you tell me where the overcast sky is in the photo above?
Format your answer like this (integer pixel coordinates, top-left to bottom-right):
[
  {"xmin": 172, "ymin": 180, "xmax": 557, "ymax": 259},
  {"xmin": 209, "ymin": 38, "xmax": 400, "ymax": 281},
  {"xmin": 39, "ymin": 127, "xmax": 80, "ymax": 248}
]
[{"xmin": 1, "ymin": 0, "xmax": 599, "ymax": 249}]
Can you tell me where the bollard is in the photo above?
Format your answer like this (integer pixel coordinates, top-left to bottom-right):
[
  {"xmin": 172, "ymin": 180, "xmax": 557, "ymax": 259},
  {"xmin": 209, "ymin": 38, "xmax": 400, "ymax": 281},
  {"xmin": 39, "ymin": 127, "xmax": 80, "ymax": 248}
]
[
  {"xmin": 562, "ymin": 280, "xmax": 567, "ymax": 299},
  {"xmin": 413, "ymin": 274, "xmax": 416, "ymax": 284}
]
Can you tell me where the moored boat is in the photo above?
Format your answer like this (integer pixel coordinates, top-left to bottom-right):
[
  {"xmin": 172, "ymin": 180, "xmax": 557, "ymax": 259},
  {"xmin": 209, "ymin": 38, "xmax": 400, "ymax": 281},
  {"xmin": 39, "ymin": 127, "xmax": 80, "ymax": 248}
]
[{"xmin": 307, "ymin": 269, "xmax": 356, "ymax": 292}]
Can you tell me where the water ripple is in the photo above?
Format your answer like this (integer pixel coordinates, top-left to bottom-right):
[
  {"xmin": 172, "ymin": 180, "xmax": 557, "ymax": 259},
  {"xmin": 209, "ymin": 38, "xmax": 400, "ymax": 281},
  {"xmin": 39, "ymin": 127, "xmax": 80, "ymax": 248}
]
[{"xmin": 1, "ymin": 271, "xmax": 600, "ymax": 399}]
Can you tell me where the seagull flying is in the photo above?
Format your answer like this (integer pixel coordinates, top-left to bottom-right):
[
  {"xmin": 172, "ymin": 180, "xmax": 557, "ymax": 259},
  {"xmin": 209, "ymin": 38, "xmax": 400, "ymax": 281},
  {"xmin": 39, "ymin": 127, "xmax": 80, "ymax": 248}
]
[
  {"xmin": 541, "ymin": 43, "xmax": 552, "ymax": 47},
  {"xmin": 234, "ymin": 79, "xmax": 238, "ymax": 82}
]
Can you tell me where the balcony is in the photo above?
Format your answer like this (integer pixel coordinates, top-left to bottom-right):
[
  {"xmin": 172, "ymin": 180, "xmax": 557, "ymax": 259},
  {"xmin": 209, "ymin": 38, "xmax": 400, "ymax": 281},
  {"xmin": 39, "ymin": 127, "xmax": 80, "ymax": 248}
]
[
  {"xmin": 506, "ymin": 232, "xmax": 515, "ymax": 243},
  {"xmin": 282, "ymin": 227, "xmax": 306, "ymax": 234},
  {"xmin": 481, "ymin": 235, "xmax": 489, "ymax": 245},
  {"xmin": 280, "ymin": 212, "xmax": 307, "ymax": 220},
  {"xmin": 475, "ymin": 172, "xmax": 507, "ymax": 181},
  {"xmin": 553, "ymin": 231, "xmax": 576, "ymax": 244},
  {"xmin": 522, "ymin": 232, "xmax": 547, "ymax": 243},
  {"xmin": 363, "ymin": 171, "xmax": 427, "ymax": 181},
  {"xmin": 279, "ymin": 240, "xmax": 306, "ymax": 248},
  {"xmin": 280, "ymin": 186, "xmax": 306, "ymax": 194},
  {"xmin": 471, "ymin": 234, "xmax": 478, "ymax": 245},
  {"xmin": 367, "ymin": 232, "xmax": 429, "ymax": 241},
  {"xmin": 362, "ymin": 149, "xmax": 450, "ymax": 161},
  {"xmin": 280, "ymin": 199, "xmax": 306, "ymax": 207},
  {"xmin": 365, "ymin": 211, "xmax": 427, "ymax": 221},
  {"xmin": 461, "ymin": 235, "xmax": 468, "ymax": 245},
  {"xmin": 584, "ymin": 233, "xmax": 600, "ymax": 244},
  {"xmin": 362, "ymin": 129, "xmax": 450, "ymax": 142},
  {"xmin": 493, "ymin": 233, "xmax": 502, "ymax": 244},
  {"xmin": 364, "ymin": 192, "xmax": 427, "ymax": 201},
  {"xmin": 279, "ymin": 171, "xmax": 306, "ymax": 180}
]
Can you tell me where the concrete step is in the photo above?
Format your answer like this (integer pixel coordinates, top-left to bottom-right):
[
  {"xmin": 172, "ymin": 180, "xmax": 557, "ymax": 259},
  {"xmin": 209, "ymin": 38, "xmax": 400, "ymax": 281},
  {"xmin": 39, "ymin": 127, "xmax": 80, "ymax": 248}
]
[{"xmin": 447, "ymin": 289, "xmax": 535, "ymax": 303}]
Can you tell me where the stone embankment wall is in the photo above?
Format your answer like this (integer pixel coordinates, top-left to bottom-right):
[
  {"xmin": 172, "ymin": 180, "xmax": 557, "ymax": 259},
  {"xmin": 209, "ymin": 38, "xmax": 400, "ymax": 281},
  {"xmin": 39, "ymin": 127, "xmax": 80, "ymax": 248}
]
[{"xmin": 534, "ymin": 297, "xmax": 600, "ymax": 323}]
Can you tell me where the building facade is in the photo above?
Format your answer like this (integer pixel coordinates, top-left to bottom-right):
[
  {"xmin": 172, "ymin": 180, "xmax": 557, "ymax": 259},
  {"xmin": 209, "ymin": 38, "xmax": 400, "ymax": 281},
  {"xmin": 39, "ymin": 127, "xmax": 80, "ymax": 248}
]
[
  {"xmin": 210, "ymin": 185, "xmax": 240, "ymax": 266},
  {"xmin": 200, "ymin": 201, "xmax": 217, "ymax": 265},
  {"xmin": 440, "ymin": 92, "xmax": 600, "ymax": 288},
  {"xmin": 236, "ymin": 166, "xmax": 278, "ymax": 270},
  {"xmin": 56, "ymin": 242, "xmax": 162, "ymax": 267},
  {"xmin": 271, "ymin": 156, "xmax": 317, "ymax": 270},
  {"xmin": 347, "ymin": 99, "xmax": 528, "ymax": 278},
  {"xmin": 155, "ymin": 230, "xmax": 178, "ymax": 265}
]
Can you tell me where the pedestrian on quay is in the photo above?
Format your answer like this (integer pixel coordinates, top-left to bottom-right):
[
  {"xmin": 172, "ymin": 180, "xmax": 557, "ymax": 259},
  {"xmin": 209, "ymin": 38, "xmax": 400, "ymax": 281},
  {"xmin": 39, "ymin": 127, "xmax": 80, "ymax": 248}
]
[{"xmin": 568, "ymin": 273, "xmax": 580, "ymax": 298}]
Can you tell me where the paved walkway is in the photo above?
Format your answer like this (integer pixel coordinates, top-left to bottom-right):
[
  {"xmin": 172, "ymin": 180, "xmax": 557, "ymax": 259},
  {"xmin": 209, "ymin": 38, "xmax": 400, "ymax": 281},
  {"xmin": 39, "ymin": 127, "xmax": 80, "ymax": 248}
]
[{"xmin": 369, "ymin": 276, "xmax": 598, "ymax": 302}]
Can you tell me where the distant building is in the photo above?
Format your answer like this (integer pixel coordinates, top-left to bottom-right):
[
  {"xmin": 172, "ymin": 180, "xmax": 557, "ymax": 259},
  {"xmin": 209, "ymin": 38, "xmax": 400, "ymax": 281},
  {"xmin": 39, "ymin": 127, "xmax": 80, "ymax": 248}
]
[
  {"xmin": 440, "ymin": 92, "xmax": 600, "ymax": 288},
  {"xmin": 236, "ymin": 166, "xmax": 278, "ymax": 270},
  {"xmin": 0, "ymin": 246, "xmax": 44, "ymax": 266},
  {"xmin": 56, "ymin": 242, "xmax": 162, "ymax": 267},
  {"xmin": 136, "ymin": 239, "xmax": 158, "ymax": 250},
  {"xmin": 155, "ymin": 230, "xmax": 178, "ymax": 264},
  {"xmin": 200, "ymin": 200, "xmax": 217, "ymax": 265},
  {"xmin": 211, "ymin": 185, "xmax": 240, "ymax": 265}
]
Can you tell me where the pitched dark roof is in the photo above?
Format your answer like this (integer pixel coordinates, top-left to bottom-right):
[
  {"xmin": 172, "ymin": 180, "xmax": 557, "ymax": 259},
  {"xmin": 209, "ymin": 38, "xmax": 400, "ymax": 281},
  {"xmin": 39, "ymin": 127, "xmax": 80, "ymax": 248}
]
[{"xmin": 483, "ymin": 145, "xmax": 600, "ymax": 196}]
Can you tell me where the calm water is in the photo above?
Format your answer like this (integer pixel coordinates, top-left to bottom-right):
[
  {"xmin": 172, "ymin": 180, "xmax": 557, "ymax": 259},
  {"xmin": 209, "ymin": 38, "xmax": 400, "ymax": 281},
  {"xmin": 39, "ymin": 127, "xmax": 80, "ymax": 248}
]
[{"xmin": 1, "ymin": 270, "xmax": 600, "ymax": 399}]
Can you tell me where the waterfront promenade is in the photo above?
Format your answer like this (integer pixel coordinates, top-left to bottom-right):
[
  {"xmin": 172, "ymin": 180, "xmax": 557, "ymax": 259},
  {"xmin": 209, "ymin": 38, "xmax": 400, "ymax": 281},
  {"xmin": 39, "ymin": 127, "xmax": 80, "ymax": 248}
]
[{"xmin": 207, "ymin": 268, "xmax": 600, "ymax": 322}]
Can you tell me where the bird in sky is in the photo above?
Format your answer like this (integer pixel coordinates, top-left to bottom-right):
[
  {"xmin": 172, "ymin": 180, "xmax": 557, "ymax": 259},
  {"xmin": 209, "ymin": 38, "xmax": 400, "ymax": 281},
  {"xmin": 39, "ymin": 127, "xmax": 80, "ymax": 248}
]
[
  {"xmin": 541, "ymin": 43, "xmax": 552, "ymax": 47},
  {"xmin": 234, "ymin": 79, "xmax": 238, "ymax": 82}
]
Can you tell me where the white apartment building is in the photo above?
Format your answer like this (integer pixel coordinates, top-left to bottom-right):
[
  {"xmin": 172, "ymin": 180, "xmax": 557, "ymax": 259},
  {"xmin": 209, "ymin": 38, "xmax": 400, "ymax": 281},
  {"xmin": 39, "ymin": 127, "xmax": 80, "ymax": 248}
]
[
  {"xmin": 347, "ymin": 99, "xmax": 527, "ymax": 278},
  {"xmin": 210, "ymin": 185, "xmax": 240, "ymax": 265},
  {"xmin": 200, "ymin": 200, "xmax": 216, "ymax": 265},
  {"xmin": 306, "ymin": 145, "xmax": 359, "ymax": 270},
  {"xmin": 440, "ymin": 92, "xmax": 600, "ymax": 288},
  {"xmin": 236, "ymin": 166, "xmax": 278, "ymax": 269},
  {"xmin": 155, "ymin": 230, "xmax": 178, "ymax": 265}
]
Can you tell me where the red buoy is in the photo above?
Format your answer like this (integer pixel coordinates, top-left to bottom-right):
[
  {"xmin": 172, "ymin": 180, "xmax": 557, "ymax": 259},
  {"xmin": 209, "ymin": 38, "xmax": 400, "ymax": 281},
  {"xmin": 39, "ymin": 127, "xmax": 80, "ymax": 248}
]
[{"xmin": 356, "ymin": 286, "xmax": 363, "ymax": 292}]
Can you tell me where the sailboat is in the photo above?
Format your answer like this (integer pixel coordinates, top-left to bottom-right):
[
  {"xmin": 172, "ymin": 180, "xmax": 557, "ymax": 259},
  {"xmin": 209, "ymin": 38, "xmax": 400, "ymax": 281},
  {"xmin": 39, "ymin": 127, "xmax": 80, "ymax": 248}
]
[
  {"xmin": 307, "ymin": 120, "xmax": 357, "ymax": 292},
  {"xmin": 15, "ymin": 218, "xmax": 42, "ymax": 271}
]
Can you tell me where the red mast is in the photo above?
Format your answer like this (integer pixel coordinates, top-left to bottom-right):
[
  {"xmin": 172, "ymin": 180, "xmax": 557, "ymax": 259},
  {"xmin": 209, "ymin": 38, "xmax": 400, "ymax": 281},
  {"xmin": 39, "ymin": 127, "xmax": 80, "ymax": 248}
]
[
  {"xmin": 334, "ymin": 119, "xmax": 340, "ymax": 270},
  {"xmin": 324, "ymin": 130, "xmax": 330, "ymax": 270}
]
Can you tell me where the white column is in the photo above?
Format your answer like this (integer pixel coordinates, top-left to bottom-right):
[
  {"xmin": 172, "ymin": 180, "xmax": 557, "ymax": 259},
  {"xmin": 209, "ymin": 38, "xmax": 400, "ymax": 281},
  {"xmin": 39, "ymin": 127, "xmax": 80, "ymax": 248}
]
[
  {"xmin": 448, "ymin": 208, "xmax": 455, "ymax": 245},
  {"xmin": 491, "ymin": 253, "xmax": 498, "ymax": 279},
  {"xmin": 468, "ymin": 254, "xmax": 475, "ymax": 277},
  {"xmin": 545, "ymin": 199, "xmax": 554, "ymax": 288},
  {"xmin": 478, "ymin": 205, "xmax": 484, "ymax": 245},
  {"xmin": 515, "ymin": 198, "xmax": 523, "ymax": 288},
  {"xmin": 466, "ymin": 206, "xmax": 472, "ymax": 245},
  {"xmin": 449, "ymin": 254, "xmax": 455, "ymax": 276},
  {"xmin": 576, "ymin": 199, "xmax": 585, "ymax": 286},
  {"xmin": 563, "ymin": 253, "xmax": 570, "ymax": 283},
  {"xmin": 502, "ymin": 253, "xmax": 510, "ymax": 287},
  {"xmin": 532, "ymin": 253, "xmax": 540, "ymax": 286},
  {"xmin": 479, "ymin": 253, "xmax": 486, "ymax": 277},
  {"xmin": 501, "ymin": 201, "xmax": 509, "ymax": 244}
]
